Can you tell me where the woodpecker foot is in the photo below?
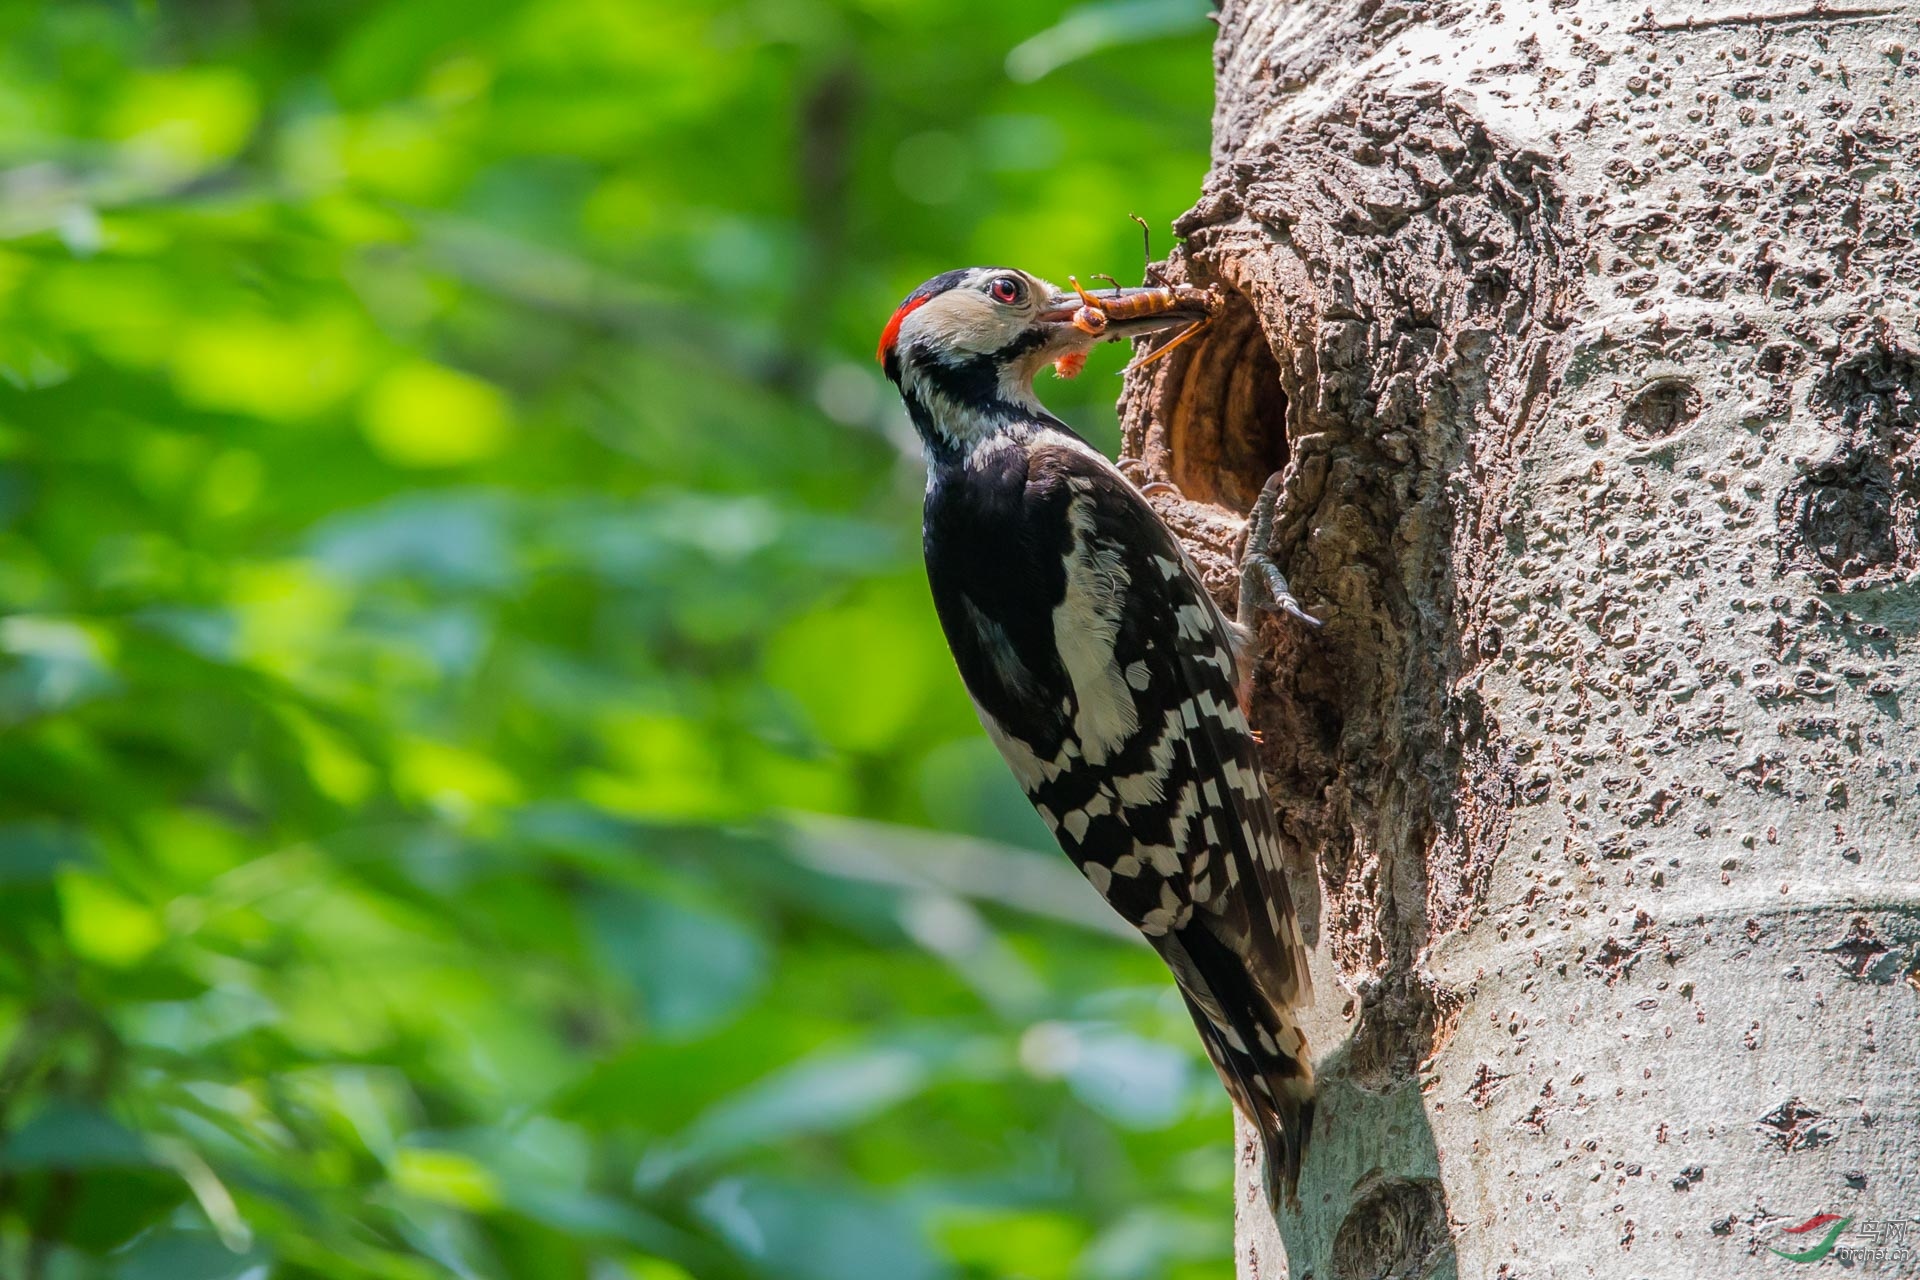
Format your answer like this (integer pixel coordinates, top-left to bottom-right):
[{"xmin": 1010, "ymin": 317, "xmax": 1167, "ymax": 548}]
[
  {"xmin": 1238, "ymin": 472, "xmax": 1321, "ymax": 629},
  {"xmin": 1118, "ymin": 458, "xmax": 1182, "ymax": 499}
]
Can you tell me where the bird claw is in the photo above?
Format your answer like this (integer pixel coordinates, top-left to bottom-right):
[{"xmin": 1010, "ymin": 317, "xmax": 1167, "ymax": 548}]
[
  {"xmin": 1239, "ymin": 472, "xmax": 1321, "ymax": 629},
  {"xmin": 1246, "ymin": 557, "xmax": 1322, "ymax": 628},
  {"xmin": 1118, "ymin": 459, "xmax": 1182, "ymax": 499}
]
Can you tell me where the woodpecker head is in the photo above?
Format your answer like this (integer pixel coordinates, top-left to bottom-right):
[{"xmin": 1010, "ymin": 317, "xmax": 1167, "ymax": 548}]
[{"xmin": 876, "ymin": 266, "xmax": 1208, "ymax": 460}]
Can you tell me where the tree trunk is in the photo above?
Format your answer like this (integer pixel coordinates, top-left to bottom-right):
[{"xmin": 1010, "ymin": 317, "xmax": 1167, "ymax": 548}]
[{"xmin": 1118, "ymin": 2, "xmax": 1920, "ymax": 1275}]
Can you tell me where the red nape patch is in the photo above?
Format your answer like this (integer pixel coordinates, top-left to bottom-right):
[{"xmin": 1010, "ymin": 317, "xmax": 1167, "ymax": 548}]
[{"xmin": 876, "ymin": 294, "xmax": 930, "ymax": 364}]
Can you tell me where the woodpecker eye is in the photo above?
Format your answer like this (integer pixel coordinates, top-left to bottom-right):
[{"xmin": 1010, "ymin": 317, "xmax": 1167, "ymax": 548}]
[{"xmin": 989, "ymin": 277, "xmax": 1023, "ymax": 305}]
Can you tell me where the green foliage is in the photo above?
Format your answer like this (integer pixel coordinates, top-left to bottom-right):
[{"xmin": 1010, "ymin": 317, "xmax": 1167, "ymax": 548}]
[{"xmin": 0, "ymin": 1, "xmax": 1225, "ymax": 1276}]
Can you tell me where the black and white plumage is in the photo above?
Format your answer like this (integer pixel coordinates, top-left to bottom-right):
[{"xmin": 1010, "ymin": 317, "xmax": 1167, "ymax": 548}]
[{"xmin": 878, "ymin": 266, "xmax": 1316, "ymax": 1206}]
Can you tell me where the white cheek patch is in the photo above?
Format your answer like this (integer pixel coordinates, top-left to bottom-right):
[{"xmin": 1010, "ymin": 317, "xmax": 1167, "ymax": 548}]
[{"xmin": 902, "ymin": 289, "xmax": 1017, "ymax": 356}]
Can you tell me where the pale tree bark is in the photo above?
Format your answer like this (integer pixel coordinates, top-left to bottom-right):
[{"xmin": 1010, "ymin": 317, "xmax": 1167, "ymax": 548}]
[{"xmin": 1118, "ymin": 2, "xmax": 1920, "ymax": 1276}]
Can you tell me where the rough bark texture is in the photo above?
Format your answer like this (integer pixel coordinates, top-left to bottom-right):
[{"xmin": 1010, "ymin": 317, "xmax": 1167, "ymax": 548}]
[{"xmin": 1118, "ymin": 2, "xmax": 1920, "ymax": 1276}]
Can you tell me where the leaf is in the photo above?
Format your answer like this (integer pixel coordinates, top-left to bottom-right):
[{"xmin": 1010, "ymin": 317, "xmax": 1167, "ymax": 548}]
[
  {"xmin": 2, "ymin": 1102, "xmax": 151, "ymax": 1169},
  {"xmin": 126, "ymin": 983, "xmax": 280, "ymax": 1054},
  {"xmin": 762, "ymin": 594, "xmax": 947, "ymax": 754},
  {"xmin": 58, "ymin": 868, "xmax": 167, "ymax": 967},
  {"xmin": 584, "ymin": 888, "xmax": 766, "ymax": 1039},
  {"xmin": 1006, "ymin": 0, "xmax": 1210, "ymax": 82},
  {"xmin": 641, "ymin": 1045, "xmax": 935, "ymax": 1184},
  {"xmin": 391, "ymin": 1147, "xmax": 502, "ymax": 1211},
  {"xmin": 0, "ymin": 616, "xmax": 119, "ymax": 722},
  {"xmin": 781, "ymin": 814, "xmax": 1140, "ymax": 941},
  {"xmin": 306, "ymin": 492, "xmax": 516, "ymax": 590},
  {"xmin": 933, "ymin": 1208, "xmax": 1089, "ymax": 1280},
  {"xmin": 106, "ymin": 68, "xmax": 261, "ymax": 178},
  {"xmin": 0, "ymin": 821, "xmax": 90, "ymax": 884},
  {"xmin": 693, "ymin": 1177, "xmax": 948, "ymax": 1280},
  {"xmin": 1056, "ymin": 1023, "xmax": 1195, "ymax": 1129},
  {"xmin": 30, "ymin": 1168, "xmax": 191, "ymax": 1254},
  {"xmin": 361, "ymin": 361, "xmax": 514, "ymax": 468},
  {"xmin": 114, "ymin": 1231, "xmax": 270, "ymax": 1280}
]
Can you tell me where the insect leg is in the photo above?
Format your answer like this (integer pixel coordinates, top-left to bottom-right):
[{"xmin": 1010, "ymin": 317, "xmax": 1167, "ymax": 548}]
[{"xmin": 1122, "ymin": 315, "xmax": 1211, "ymax": 373}]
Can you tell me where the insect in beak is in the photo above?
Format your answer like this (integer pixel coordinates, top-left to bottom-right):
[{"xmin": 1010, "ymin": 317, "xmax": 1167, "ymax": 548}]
[{"xmin": 1039, "ymin": 278, "xmax": 1220, "ymax": 377}]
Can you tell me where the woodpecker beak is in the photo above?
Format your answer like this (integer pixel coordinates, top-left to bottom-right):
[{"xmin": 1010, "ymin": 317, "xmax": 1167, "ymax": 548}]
[{"xmin": 1037, "ymin": 285, "xmax": 1213, "ymax": 341}]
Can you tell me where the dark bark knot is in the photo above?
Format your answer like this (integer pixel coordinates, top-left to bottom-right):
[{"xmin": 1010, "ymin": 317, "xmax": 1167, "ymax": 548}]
[
  {"xmin": 1824, "ymin": 914, "xmax": 1911, "ymax": 984},
  {"xmin": 1330, "ymin": 1176, "xmax": 1451, "ymax": 1280},
  {"xmin": 1620, "ymin": 376, "xmax": 1702, "ymax": 440},
  {"xmin": 1755, "ymin": 1097, "xmax": 1835, "ymax": 1153},
  {"xmin": 1779, "ymin": 343, "xmax": 1920, "ymax": 589}
]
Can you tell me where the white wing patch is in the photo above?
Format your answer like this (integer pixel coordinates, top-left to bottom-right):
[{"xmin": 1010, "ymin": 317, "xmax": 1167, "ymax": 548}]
[
  {"xmin": 978, "ymin": 704, "xmax": 1064, "ymax": 790},
  {"xmin": 1175, "ymin": 603, "xmax": 1214, "ymax": 644},
  {"xmin": 1053, "ymin": 493, "xmax": 1139, "ymax": 765}
]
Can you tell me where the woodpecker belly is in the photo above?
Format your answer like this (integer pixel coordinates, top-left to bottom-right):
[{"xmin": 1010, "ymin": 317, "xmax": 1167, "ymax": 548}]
[{"xmin": 922, "ymin": 428, "xmax": 1314, "ymax": 1204}]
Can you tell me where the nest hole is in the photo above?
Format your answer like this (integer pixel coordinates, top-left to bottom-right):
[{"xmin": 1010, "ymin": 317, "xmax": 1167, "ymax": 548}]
[
  {"xmin": 1159, "ymin": 289, "xmax": 1290, "ymax": 511},
  {"xmin": 1331, "ymin": 1177, "xmax": 1452, "ymax": 1280},
  {"xmin": 1779, "ymin": 344, "xmax": 1920, "ymax": 588}
]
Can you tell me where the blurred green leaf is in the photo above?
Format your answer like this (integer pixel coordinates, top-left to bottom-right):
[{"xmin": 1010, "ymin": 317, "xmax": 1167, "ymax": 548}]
[
  {"xmin": 643, "ymin": 1042, "xmax": 940, "ymax": 1184},
  {"xmin": 585, "ymin": 888, "xmax": 766, "ymax": 1039},
  {"xmin": 696, "ymin": 1177, "xmax": 949, "ymax": 1280},
  {"xmin": 2, "ymin": 1103, "xmax": 151, "ymax": 1169},
  {"xmin": 113, "ymin": 1231, "xmax": 269, "ymax": 1280},
  {"xmin": 1006, "ymin": 0, "xmax": 1211, "ymax": 82},
  {"xmin": 0, "ymin": 820, "xmax": 90, "ymax": 883}
]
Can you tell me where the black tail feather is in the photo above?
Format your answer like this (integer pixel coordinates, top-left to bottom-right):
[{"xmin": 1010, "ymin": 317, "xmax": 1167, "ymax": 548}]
[
  {"xmin": 1162, "ymin": 920, "xmax": 1314, "ymax": 1211},
  {"xmin": 1257, "ymin": 1092, "xmax": 1314, "ymax": 1211}
]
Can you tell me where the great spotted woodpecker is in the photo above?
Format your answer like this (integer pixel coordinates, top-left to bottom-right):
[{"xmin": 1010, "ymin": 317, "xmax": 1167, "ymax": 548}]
[{"xmin": 877, "ymin": 266, "xmax": 1317, "ymax": 1207}]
